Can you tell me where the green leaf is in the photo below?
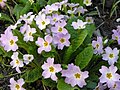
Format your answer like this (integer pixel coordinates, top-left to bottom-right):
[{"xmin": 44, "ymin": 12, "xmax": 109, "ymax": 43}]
[
  {"xmin": 71, "ymin": 0, "xmax": 83, "ymax": 6},
  {"xmin": 85, "ymin": 24, "xmax": 96, "ymax": 38},
  {"xmin": 0, "ymin": 13, "xmax": 14, "ymax": 23},
  {"xmin": 65, "ymin": 16, "xmax": 78, "ymax": 39},
  {"xmin": 71, "ymin": 30, "xmax": 88, "ymax": 51},
  {"xmin": 86, "ymin": 80, "xmax": 97, "ymax": 89},
  {"xmin": 42, "ymin": 78, "xmax": 57, "ymax": 87},
  {"xmin": 57, "ymin": 79, "xmax": 80, "ymax": 90},
  {"xmin": 75, "ymin": 46, "xmax": 93, "ymax": 69},
  {"xmin": 13, "ymin": 4, "xmax": 23, "ymax": 19},
  {"xmin": 64, "ymin": 30, "xmax": 88, "ymax": 64},
  {"xmin": 22, "ymin": 67, "xmax": 42, "ymax": 82},
  {"xmin": 47, "ymin": 0, "xmax": 59, "ymax": 5},
  {"xmin": 0, "ymin": 74, "xmax": 4, "ymax": 79},
  {"xmin": 20, "ymin": 1, "xmax": 32, "ymax": 16}
]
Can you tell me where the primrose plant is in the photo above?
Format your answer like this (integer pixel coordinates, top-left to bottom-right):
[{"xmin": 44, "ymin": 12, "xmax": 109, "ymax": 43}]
[{"xmin": 0, "ymin": 0, "xmax": 120, "ymax": 90}]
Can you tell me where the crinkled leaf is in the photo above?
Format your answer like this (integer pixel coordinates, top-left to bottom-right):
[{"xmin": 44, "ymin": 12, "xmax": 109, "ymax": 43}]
[
  {"xmin": 75, "ymin": 46, "xmax": 93, "ymax": 69},
  {"xmin": 13, "ymin": 4, "xmax": 23, "ymax": 19},
  {"xmin": 42, "ymin": 78, "xmax": 57, "ymax": 87},
  {"xmin": 47, "ymin": 0, "xmax": 60, "ymax": 5},
  {"xmin": 64, "ymin": 30, "xmax": 88, "ymax": 64},
  {"xmin": 20, "ymin": 1, "xmax": 32, "ymax": 16},
  {"xmin": 0, "ymin": 13, "xmax": 14, "ymax": 23},
  {"xmin": 22, "ymin": 67, "xmax": 42, "ymax": 82}
]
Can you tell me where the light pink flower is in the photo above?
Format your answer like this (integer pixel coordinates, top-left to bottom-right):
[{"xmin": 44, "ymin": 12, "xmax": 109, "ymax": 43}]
[
  {"xmin": 36, "ymin": 35, "xmax": 52, "ymax": 54},
  {"xmin": 53, "ymin": 33, "xmax": 70, "ymax": 50},
  {"xmin": 35, "ymin": 12, "xmax": 50, "ymax": 30},
  {"xmin": 92, "ymin": 37, "xmax": 103, "ymax": 54},
  {"xmin": 0, "ymin": 28, "xmax": 18, "ymax": 52},
  {"xmin": 0, "ymin": 0, "xmax": 7, "ymax": 8},
  {"xmin": 102, "ymin": 47, "xmax": 119, "ymax": 65},
  {"xmin": 51, "ymin": 20, "xmax": 68, "ymax": 35},
  {"xmin": 9, "ymin": 77, "xmax": 26, "ymax": 90},
  {"xmin": 99, "ymin": 65, "xmax": 120, "ymax": 88},
  {"xmin": 42, "ymin": 57, "xmax": 62, "ymax": 81},
  {"xmin": 61, "ymin": 63, "xmax": 89, "ymax": 88},
  {"xmin": 10, "ymin": 52, "xmax": 24, "ymax": 73},
  {"xmin": 23, "ymin": 25, "xmax": 36, "ymax": 42}
]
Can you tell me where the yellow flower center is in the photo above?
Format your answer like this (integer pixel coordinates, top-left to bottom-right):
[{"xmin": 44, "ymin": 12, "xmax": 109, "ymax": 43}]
[
  {"xmin": 109, "ymin": 53, "xmax": 114, "ymax": 58},
  {"xmin": 0, "ymin": 0, "xmax": 2, "ymax": 2},
  {"xmin": 74, "ymin": 73, "xmax": 81, "ymax": 79},
  {"xmin": 15, "ymin": 84, "xmax": 20, "ymax": 90},
  {"xmin": 53, "ymin": 18, "xmax": 57, "ymax": 22},
  {"xmin": 58, "ymin": 27, "xmax": 63, "ymax": 32},
  {"xmin": 42, "ymin": 21, "xmax": 45, "ymax": 25},
  {"xmin": 87, "ymin": 19, "xmax": 91, "ymax": 22},
  {"xmin": 86, "ymin": 0, "xmax": 89, "ymax": 4},
  {"xmin": 60, "ymin": 38, "xmax": 65, "ymax": 43},
  {"xmin": 49, "ymin": 66, "xmax": 55, "ymax": 72},
  {"xmin": 96, "ymin": 44, "xmax": 99, "ymax": 49},
  {"xmin": 28, "ymin": 56, "xmax": 31, "ymax": 60},
  {"xmin": 16, "ymin": 59, "xmax": 20, "ymax": 65},
  {"xmin": 44, "ymin": 41, "xmax": 48, "ymax": 47},
  {"xmin": 106, "ymin": 73, "xmax": 112, "ymax": 79},
  {"xmin": 29, "ymin": 32, "xmax": 32, "ymax": 36},
  {"xmin": 49, "ymin": 10, "xmax": 52, "ymax": 13},
  {"xmin": 10, "ymin": 40, "xmax": 14, "ymax": 45},
  {"xmin": 115, "ymin": 36, "xmax": 118, "ymax": 40}
]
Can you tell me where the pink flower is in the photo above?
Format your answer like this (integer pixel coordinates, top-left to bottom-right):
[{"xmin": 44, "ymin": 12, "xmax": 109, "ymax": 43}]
[
  {"xmin": 10, "ymin": 52, "xmax": 24, "ymax": 73},
  {"xmin": 41, "ymin": 57, "xmax": 62, "ymax": 81},
  {"xmin": 53, "ymin": 33, "xmax": 70, "ymax": 50},
  {"xmin": 0, "ymin": 0, "xmax": 7, "ymax": 8},
  {"xmin": 36, "ymin": 35, "xmax": 52, "ymax": 54},
  {"xmin": 35, "ymin": 12, "xmax": 50, "ymax": 30},
  {"xmin": 102, "ymin": 47, "xmax": 119, "ymax": 65},
  {"xmin": 92, "ymin": 37, "xmax": 103, "ymax": 54},
  {"xmin": 61, "ymin": 63, "xmax": 89, "ymax": 88},
  {"xmin": 51, "ymin": 20, "xmax": 68, "ymax": 35},
  {"xmin": 99, "ymin": 65, "xmax": 120, "ymax": 88},
  {"xmin": 0, "ymin": 29, "xmax": 18, "ymax": 52},
  {"xmin": 9, "ymin": 77, "xmax": 26, "ymax": 90},
  {"xmin": 109, "ymin": 81, "xmax": 120, "ymax": 90}
]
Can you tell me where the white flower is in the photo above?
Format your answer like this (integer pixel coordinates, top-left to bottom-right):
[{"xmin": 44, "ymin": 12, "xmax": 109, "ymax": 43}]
[
  {"xmin": 9, "ymin": 77, "xmax": 26, "ymax": 90},
  {"xmin": 86, "ymin": 17, "xmax": 94, "ymax": 24},
  {"xmin": 116, "ymin": 18, "xmax": 120, "ymax": 22},
  {"xmin": 35, "ymin": 13, "xmax": 50, "ymax": 30},
  {"xmin": 83, "ymin": 0, "xmax": 92, "ymax": 6},
  {"xmin": 10, "ymin": 52, "xmax": 24, "ymax": 73},
  {"xmin": 23, "ymin": 54, "xmax": 34, "ymax": 65}
]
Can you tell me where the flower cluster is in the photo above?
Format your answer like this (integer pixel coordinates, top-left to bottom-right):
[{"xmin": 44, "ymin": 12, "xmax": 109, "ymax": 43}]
[
  {"xmin": 42, "ymin": 58, "xmax": 89, "ymax": 88},
  {"xmin": 1, "ymin": 0, "xmax": 120, "ymax": 90},
  {"xmin": 10, "ymin": 52, "xmax": 34, "ymax": 73},
  {"xmin": 92, "ymin": 26, "xmax": 120, "ymax": 89}
]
